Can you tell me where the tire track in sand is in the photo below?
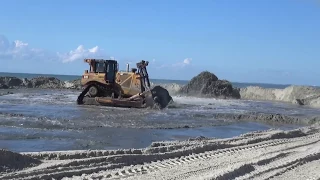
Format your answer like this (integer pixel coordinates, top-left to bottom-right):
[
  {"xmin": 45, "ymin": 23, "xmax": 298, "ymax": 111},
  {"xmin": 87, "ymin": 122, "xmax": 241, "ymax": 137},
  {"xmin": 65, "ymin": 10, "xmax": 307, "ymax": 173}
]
[
  {"xmin": 94, "ymin": 130, "xmax": 320, "ymax": 180},
  {"xmin": 123, "ymin": 136, "xmax": 320, "ymax": 180},
  {"xmin": 66, "ymin": 130, "xmax": 320, "ymax": 180},
  {"xmin": 0, "ymin": 127, "xmax": 319, "ymax": 180}
]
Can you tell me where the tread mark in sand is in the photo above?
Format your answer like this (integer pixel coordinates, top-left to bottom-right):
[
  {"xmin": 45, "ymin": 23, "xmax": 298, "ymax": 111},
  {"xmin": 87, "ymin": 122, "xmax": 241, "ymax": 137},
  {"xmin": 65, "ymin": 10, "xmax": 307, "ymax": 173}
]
[
  {"xmin": 115, "ymin": 135, "xmax": 320, "ymax": 180},
  {"xmin": 253, "ymin": 152, "xmax": 320, "ymax": 180},
  {"xmin": 2, "ymin": 134, "xmax": 319, "ymax": 180},
  {"xmin": 103, "ymin": 136, "xmax": 319, "ymax": 180}
]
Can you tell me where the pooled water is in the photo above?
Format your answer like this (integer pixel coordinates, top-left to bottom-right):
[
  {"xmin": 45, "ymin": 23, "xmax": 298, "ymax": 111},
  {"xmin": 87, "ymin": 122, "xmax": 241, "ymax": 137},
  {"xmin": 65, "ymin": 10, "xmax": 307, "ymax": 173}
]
[{"xmin": 0, "ymin": 88, "xmax": 319, "ymax": 152}]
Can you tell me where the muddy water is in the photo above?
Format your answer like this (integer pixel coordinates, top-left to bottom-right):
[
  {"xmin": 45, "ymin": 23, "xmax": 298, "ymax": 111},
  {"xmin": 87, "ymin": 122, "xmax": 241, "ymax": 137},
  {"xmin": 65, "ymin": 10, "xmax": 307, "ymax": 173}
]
[{"xmin": 0, "ymin": 89, "xmax": 318, "ymax": 152}]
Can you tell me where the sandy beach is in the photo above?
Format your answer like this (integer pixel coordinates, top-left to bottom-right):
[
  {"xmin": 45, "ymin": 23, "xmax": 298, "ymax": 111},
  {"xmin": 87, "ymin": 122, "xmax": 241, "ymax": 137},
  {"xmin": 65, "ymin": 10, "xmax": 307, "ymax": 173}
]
[{"xmin": 0, "ymin": 124, "xmax": 319, "ymax": 179}]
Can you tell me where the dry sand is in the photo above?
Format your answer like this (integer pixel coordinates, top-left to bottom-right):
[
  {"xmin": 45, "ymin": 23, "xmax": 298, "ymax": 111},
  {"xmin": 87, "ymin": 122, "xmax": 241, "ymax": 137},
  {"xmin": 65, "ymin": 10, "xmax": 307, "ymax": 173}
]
[{"xmin": 1, "ymin": 125, "xmax": 320, "ymax": 180}]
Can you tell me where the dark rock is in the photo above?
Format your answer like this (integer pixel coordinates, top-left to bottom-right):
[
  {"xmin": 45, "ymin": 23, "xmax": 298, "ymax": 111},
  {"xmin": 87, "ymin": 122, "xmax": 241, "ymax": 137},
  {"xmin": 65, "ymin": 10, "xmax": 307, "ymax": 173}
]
[
  {"xmin": 149, "ymin": 85, "xmax": 173, "ymax": 109},
  {"xmin": 0, "ymin": 76, "xmax": 23, "ymax": 88},
  {"xmin": 0, "ymin": 84, "xmax": 9, "ymax": 89},
  {"xmin": 29, "ymin": 76, "xmax": 64, "ymax": 89},
  {"xmin": 22, "ymin": 78, "xmax": 32, "ymax": 88},
  {"xmin": 179, "ymin": 71, "xmax": 240, "ymax": 99}
]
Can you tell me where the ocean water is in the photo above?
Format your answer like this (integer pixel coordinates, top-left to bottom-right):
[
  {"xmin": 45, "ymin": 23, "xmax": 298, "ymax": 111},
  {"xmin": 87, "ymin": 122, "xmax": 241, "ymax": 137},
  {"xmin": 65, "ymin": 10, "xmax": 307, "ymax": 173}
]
[
  {"xmin": 1, "ymin": 71, "xmax": 319, "ymax": 152},
  {"xmin": 0, "ymin": 72, "xmax": 291, "ymax": 89}
]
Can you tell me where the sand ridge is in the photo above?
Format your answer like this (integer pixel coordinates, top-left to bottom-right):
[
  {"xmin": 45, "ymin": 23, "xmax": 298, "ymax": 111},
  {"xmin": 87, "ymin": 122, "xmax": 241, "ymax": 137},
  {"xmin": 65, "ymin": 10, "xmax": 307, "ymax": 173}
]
[{"xmin": 0, "ymin": 125, "xmax": 320, "ymax": 179}]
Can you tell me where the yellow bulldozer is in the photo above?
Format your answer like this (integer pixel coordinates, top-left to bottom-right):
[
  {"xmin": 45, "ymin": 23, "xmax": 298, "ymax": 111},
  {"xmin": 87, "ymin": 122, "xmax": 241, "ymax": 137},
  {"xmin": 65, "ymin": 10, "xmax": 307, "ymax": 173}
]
[{"xmin": 76, "ymin": 58, "xmax": 172, "ymax": 109}]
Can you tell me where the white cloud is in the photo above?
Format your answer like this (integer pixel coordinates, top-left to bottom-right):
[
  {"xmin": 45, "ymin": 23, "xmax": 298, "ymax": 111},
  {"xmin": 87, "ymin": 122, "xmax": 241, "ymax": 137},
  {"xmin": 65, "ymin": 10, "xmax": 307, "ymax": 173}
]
[
  {"xmin": 183, "ymin": 58, "xmax": 192, "ymax": 65},
  {"xmin": 153, "ymin": 58, "xmax": 192, "ymax": 69},
  {"xmin": 57, "ymin": 45, "xmax": 107, "ymax": 63},
  {"xmin": 172, "ymin": 57, "xmax": 192, "ymax": 68},
  {"xmin": 0, "ymin": 35, "xmax": 111, "ymax": 63},
  {"xmin": 0, "ymin": 34, "xmax": 191, "ymax": 72},
  {"xmin": 0, "ymin": 35, "xmax": 54, "ymax": 61},
  {"xmin": 14, "ymin": 40, "xmax": 28, "ymax": 48}
]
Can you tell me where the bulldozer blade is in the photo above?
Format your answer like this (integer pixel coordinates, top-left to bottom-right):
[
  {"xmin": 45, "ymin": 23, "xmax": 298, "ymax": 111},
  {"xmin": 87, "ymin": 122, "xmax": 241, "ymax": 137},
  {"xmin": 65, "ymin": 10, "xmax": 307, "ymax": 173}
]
[
  {"xmin": 143, "ymin": 90, "xmax": 157, "ymax": 108},
  {"xmin": 81, "ymin": 96, "xmax": 145, "ymax": 108},
  {"xmin": 95, "ymin": 97, "xmax": 145, "ymax": 108},
  {"xmin": 144, "ymin": 85, "xmax": 173, "ymax": 109}
]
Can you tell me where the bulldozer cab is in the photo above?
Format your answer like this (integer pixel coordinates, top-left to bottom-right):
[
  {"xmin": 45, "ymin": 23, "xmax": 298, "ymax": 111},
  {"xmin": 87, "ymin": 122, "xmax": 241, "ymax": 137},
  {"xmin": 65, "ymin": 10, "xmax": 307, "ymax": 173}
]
[{"xmin": 84, "ymin": 59, "xmax": 118, "ymax": 84}]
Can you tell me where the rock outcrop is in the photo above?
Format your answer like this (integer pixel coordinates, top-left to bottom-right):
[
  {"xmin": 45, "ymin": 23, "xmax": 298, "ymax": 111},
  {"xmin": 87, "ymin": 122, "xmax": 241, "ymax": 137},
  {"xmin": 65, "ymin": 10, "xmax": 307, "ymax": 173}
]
[
  {"xmin": 0, "ymin": 77, "xmax": 23, "ymax": 89},
  {"xmin": 0, "ymin": 76, "xmax": 81, "ymax": 89},
  {"xmin": 240, "ymin": 85, "xmax": 320, "ymax": 108},
  {"xmin": 178, "ymin": 71, "xmax": 240, "ymax": 99},
  {"xmin": 29, "ymin": 77, "xmax": 64, "ymax": 89}
]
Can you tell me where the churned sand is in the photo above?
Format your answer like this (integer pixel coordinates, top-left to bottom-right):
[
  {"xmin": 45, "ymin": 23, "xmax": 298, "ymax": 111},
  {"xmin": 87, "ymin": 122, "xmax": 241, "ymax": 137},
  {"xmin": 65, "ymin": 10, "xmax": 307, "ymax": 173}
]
[{"xmin": 1, "ymin": 125, "xmax": 320, "ymax": 180}]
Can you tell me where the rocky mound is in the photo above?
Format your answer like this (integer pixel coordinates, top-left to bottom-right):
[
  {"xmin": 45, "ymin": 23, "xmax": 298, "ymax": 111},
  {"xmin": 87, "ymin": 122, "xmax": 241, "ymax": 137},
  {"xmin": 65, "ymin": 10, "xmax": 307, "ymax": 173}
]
[
  {"xmin": 0, "ymin": 149, "xmax": 41, "ymax": 173},
  {"xmin": 179, "ymin": 71, "xmax": 240, "ymax": 99},
  {"xmin": 28, "ymin": 76, "xmax": 65, "ymax": 89},
  {"xmin": 0, "ymin": 76, "xmax": 81, "ymax": 89},
  {"xmin": 0, "ymin": 77, "xmax": 24, "ymax": 89},
  {"xmin": 240, "ymin": 85, "xmax": 320, "ymax": 107}
]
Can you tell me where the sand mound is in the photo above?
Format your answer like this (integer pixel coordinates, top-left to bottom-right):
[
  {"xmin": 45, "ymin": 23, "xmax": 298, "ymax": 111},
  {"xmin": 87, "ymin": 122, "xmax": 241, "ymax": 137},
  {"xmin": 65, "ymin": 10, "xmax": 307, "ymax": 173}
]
[
  {"xmin": 179, "ymin": 71, "xmax": 240, "ymax": 99},
  {"xmin": 1, "ymin": 126, "xmax": 320, "ymax": 179},
  {"xmin": 0, "ymin": 149, "xmax": 41, "ymax": 173},
  {"xmin": 240, "ymin": 85, "xmax": 320, "ymax": 107}
]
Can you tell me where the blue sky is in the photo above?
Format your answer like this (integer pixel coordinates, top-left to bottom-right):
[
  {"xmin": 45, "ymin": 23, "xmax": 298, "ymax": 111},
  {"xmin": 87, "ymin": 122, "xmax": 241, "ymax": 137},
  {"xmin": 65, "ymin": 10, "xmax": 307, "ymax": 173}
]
[{"xmin": 0, "ymin": 0, "xmax": 319, "ymax": 85}]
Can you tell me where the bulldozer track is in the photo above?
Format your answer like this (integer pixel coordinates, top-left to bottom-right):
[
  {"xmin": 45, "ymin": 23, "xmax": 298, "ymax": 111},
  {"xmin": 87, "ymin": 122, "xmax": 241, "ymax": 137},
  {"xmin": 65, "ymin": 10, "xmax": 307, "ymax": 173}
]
[
  {"xmin": 77, "ymin": 82, "xmax": 117, "ymax": 105},
  {"xmin": 2, "ymin": 130, "xmax": 319, "ymax": 180}
]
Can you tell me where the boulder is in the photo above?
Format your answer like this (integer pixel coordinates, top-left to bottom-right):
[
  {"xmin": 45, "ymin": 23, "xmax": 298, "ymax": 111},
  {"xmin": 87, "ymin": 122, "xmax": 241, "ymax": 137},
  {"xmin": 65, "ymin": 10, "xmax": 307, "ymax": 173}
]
[
  {"xmin": 179, "ymin": 71, "xmax": 240, "ymax": 99},
  {"xmin": 0, "ymin": 76, "xmax": 23, "ymax": 88},
  {"xmin": 29, "ymin": 76, "xmax": 64, "ymax": 89}
]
